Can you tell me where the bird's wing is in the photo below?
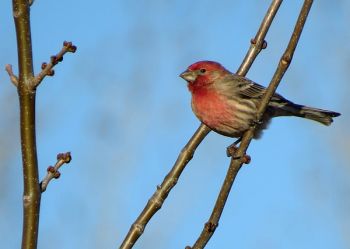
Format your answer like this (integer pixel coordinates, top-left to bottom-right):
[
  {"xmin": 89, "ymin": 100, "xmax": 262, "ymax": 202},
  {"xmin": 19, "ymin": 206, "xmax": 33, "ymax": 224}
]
[{"xmin": 221, "ymin": 74, "xmax": 286, "ymax": 101}]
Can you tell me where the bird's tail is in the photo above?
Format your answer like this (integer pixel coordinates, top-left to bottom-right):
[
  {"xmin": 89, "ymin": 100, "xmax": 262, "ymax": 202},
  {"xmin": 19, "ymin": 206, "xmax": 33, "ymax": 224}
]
[{"xmin": 271, "ymin": 101, "xmax": 341, "ymax": 126}]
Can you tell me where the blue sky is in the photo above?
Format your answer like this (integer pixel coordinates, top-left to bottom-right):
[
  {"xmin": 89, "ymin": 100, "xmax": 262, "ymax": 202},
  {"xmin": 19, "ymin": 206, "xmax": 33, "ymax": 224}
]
[{"xmin": 1, "ymin": 1, "xmax": 349, "ymax": 249}]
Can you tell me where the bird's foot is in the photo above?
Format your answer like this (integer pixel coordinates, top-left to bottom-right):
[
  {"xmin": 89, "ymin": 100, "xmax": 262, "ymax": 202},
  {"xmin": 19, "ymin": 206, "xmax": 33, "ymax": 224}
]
[
  {"xmin": 230, "ymin": 153, "xmax": 251, "ymax": 164},
  {"xmin": 226, "ymin": 137, "xmax": 242, "ymax": 157},
  {"xmin": 226, "ymin": 138, "xmax": 251, "ymax": 164},
  {"xmin": 226, "ymin": 143, "xmax": 238, "ymax": 157},
  {"xmin": 250, "ymin": 118, "xmax": 263, "ymax": 127},
  {"xmin": 240, "ymin": 154, "xmax": 251, "ymax": 164}
]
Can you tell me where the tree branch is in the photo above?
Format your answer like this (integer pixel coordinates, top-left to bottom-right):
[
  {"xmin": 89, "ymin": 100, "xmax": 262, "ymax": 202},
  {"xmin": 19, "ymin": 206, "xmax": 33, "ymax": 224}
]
[
  {"xmin": 40, "ymin": 152, "xmax": 72, "ymax": 193},
  {"xmin": 11, "ymin": 1, "xmax": 76, "ymax": 248},
  {"xmin": 189, "ymin": 1, "xmax": 314, "ymax": 248},
  {"xmin": 33, "ymin": 41, "xmax": 77, "ymax": 88},
  {"xmin": 236, "ymin": 0, "xmax": 282, "ymax": 76},
  {"xmin": 119, "ymin": 1, "xmax": 281, "ymax": 248},
  {"xmin": 12, "ymin": 1, "xmax": 41, "ymax": 248},
  {"xmin": 5, "ymin": 64, "xmax": 19, "ymax": 86}
]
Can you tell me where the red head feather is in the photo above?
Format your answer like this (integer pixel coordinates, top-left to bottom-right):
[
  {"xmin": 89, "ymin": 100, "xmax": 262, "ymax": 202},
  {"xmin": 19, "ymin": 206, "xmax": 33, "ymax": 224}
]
[{"xmin": 187, "ymin": 61, "xmax": 227, "ymax": 72}]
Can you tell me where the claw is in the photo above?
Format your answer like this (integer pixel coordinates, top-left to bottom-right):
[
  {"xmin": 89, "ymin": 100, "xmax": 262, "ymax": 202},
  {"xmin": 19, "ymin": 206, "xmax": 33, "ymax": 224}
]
[
  {"xmin": 226, "ymin": 137, "xmax": 251, "ymax": 164},
  {"xmin": 226, "ymin": 137, "xmax": 242, "ymax": 157},
  {"xmin": 250, "ymin": 119, "xmax": 263, "ymax": 127},
  {"xmin": 226, "ymin": 144, "xmax": 238, "ymax": 157},
  {"xmin": 241, "ymin": 154, "xmax": 251, "ymax": 164},
  {"xmin": 231, "ymin": 154, "xmax": 251, "ymax": 165}
]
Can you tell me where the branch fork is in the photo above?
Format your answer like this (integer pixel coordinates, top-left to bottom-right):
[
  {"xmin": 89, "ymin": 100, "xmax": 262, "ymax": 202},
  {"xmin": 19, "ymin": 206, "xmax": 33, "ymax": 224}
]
[{"xmin": 5, "ymin": 41, "xmax": 76, "ymax": 89}]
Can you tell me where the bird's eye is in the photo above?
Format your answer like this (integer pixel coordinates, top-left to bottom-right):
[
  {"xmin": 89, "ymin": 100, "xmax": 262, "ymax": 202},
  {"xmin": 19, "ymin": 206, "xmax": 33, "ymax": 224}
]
[{"xmin": 199, "ymin": 68, "xmax": 206, "ymax": 74}]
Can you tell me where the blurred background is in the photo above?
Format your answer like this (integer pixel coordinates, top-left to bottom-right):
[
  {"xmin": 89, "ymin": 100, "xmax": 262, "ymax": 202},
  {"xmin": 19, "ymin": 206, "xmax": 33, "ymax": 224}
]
[{"xmin": 0, "ymin": 1, "xmax": 349, "ymax": 248}]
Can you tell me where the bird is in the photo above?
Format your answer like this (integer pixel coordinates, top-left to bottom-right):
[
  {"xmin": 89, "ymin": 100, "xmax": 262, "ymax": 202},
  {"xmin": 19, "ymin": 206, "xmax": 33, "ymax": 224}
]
[{"xmin": 180, "ymin": 60, "xmax": 340, "ymax": 141}]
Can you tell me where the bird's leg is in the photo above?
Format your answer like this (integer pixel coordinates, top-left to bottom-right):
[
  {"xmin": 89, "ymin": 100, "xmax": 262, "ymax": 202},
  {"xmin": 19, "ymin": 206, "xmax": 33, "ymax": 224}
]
[{"xmin": 226, "ymin": 137, "xmax": 251, "ymax": 164}]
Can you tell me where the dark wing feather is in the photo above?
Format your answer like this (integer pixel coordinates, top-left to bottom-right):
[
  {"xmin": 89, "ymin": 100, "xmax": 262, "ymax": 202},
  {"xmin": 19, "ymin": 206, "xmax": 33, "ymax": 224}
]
[{"xmin": 221, "ymin": 74, "xmax": 286, "ymax": 102}]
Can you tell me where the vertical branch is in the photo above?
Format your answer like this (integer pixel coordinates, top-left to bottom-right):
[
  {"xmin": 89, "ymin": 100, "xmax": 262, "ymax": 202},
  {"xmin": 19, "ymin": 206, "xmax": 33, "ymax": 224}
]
[
  {"xmin": 190, "ymin": 1, "xmax": 314, "ymax": 248},
  {"xmin": 9, "ymin": 1, "xmax": 75, "ymax": 249},
  {"xmin": 12, "ymin": 0, "xmax": 41, "ymax": 249}
]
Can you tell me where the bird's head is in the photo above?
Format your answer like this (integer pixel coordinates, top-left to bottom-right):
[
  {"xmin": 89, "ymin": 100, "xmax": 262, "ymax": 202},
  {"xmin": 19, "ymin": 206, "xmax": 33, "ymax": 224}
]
[{"xmin": 180, "ymin": 61, "xmax": 228, "ymax": 92}]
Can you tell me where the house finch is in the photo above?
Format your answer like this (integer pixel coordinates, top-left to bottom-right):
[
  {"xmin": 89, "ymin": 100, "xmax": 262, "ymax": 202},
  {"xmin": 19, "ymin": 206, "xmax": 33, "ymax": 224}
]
[{"xmin": 180, "ymin": 61, "xmax": 340, "ymax": 139}]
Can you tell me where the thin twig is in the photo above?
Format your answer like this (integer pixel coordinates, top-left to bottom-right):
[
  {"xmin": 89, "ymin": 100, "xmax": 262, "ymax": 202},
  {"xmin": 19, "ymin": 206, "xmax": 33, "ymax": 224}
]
[
  {"xmin": 5, "ymin": 64, "xmax": 19, "ymax": 86},
  {"xmin": 189, "ymin": 1, "xmax": 314, "ymax": 248},
  {"xmin": 32, "ymin": 41, "xmax": 77, "ymax": 88},
  {"xmin": 40, "ymin": 152, "xmax": 72, "ymax": 193},
  {"xmin": 119, "ymin": 2, "xmax": 279, "ymax": 249}
]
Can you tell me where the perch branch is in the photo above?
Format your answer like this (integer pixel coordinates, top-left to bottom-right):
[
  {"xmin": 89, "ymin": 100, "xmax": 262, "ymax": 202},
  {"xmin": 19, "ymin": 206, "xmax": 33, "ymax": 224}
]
[
  {"xmin": 40, "ymin": 152, "xmax": 72, "ymax": 193},
  {"xmin": 119, "ymin": 1, "xmax": 281, "ymax": 248},
  {"xmin": 189, "ymin": 1, "xmax": 314, "ymax": 248},
  {"xmin": 32, "ymin": 41, "xmax": 77, "ymax": 88},
  {"xmin": 5, "ymin": 64, "xmax": 19, "ymax": 86}
]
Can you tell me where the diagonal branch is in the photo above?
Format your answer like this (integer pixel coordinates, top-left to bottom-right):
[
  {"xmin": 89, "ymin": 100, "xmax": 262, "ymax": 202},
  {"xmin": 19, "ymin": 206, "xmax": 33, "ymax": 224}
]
[
  {"xmin": 189, "ymin": 1, "xmax": 314, "ymax": 248},
  {"xmin": 237, "ymin": 0, "xmax": 283, "ymax": 76},
  {"xmin": 32, "ymin": 41, "xmax": 77, "ymax": 88},
  {"xmin": 119, "ymin": 1, "xmax": 281, "ymax": 248},
  {"xmin": 40, "ymin": 152, "xmax": 72, "ymax": 193},
  {"xmin": 119, "ymin": 125, "xmax": 210, "ymax": 249}
]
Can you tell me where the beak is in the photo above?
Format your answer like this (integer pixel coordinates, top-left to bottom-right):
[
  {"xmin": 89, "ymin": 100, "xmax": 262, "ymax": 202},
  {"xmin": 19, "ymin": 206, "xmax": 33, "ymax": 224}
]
[{"xmin": 179, "ymin": 70, "xmax": 197, "ymax": 82}]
